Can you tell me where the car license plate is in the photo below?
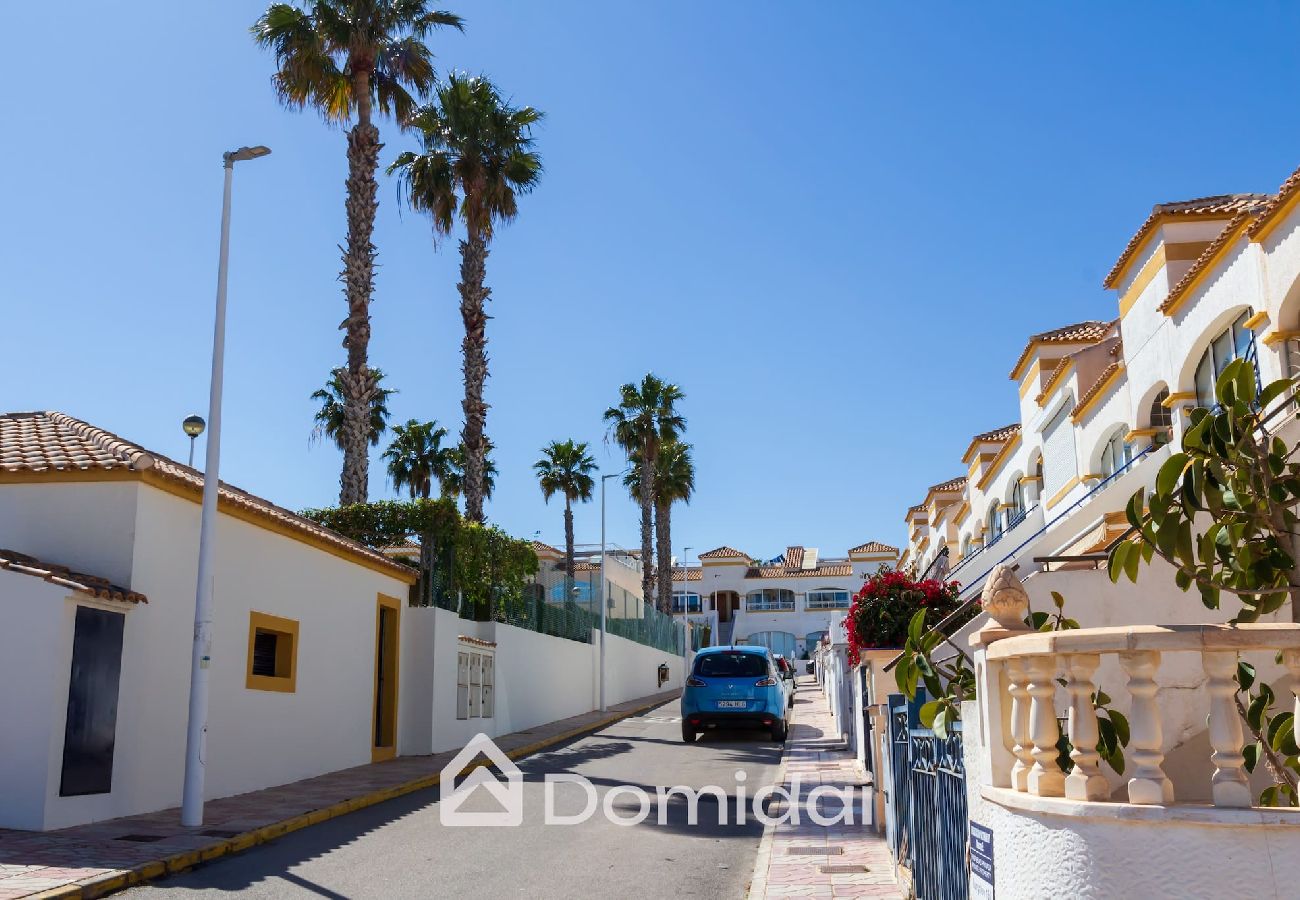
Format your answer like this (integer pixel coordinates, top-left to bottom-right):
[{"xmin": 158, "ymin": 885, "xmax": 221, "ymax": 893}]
[{"xmin": 717, "ymin": 700, "xmax": 747, "ymax": 708}]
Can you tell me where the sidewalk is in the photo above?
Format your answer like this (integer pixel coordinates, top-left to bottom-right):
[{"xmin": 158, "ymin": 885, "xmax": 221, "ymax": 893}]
[
  {"xmin": 0, "ymin": 690, "xmax": 678, "ymax": 900},
  {"xmin": 747, "ymin": 677, "xmax": 901, "ymax": 899}
]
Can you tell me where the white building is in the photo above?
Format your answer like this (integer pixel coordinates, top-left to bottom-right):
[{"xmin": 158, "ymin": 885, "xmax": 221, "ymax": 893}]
[
  {"xmin": 0, "ymin": 411, "xmax": 416, "ymax": 831},
  {"xmin": 671, "ymin": 542, "xmax": 898, "ymax": 656},
  {"xmin": 879, "ymin": 162, "xmax": 1300, "ymax": 895}
]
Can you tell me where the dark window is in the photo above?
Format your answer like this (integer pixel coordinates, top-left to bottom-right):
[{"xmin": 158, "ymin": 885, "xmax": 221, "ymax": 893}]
[
  {"xmin": 60, "ymin": 607, "xmax": 125, "ymax": 797},
  {"xmin": 251, "ymin": 631, "xmax": 279, "ymax": 677},
  {"xmin": 693, "ymin": 652, "xmax": 768, "ymax": 678}
]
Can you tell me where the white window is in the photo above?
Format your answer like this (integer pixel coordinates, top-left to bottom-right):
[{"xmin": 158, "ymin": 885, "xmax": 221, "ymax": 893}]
[
  {"xmin": 746, "ymin": 589, "xmax": 795, "ymax": 611},
  {"xmin": 1193, "ymin": 311, "xmax": 1253, "ymax": 408},
  {"xmin": 1099, "ymin": 427, "xmax": 1133, "ymax": 478},
  {"xmin": 457, "ymin": 645, "xmax": 496, "ymax": 720},
  {"xmin": 987, "ymin": 501, "xmax": 1003, "ymax": 540},
  {"xmin": 807, "ymin": 589, "xmax": 850, "ymax": 609},
  {"xmin": 672, "ymin": 592, "xmax": 702, "ymax": 613}
]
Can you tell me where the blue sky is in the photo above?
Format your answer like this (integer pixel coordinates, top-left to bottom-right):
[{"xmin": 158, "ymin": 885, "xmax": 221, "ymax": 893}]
[{"xmin": 5, "ymin": 2, "xmax": 1300, "ymax": 561}]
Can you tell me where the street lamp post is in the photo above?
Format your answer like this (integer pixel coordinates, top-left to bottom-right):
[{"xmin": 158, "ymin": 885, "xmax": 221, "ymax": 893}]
[
  {"xmin": 181, "ymin": 145, "xmax": 270, "ymax": 828},
  {"xmin": 598, "ymin": 469, "xmax": 629, "ymax": 713},
  {"xmin": 682, "ymin": 546, "xmax": 694, "ymax": 673}
]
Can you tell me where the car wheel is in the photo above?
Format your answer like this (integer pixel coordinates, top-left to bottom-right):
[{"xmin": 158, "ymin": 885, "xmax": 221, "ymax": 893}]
[
  {"xmin": 681, "ymin": 722, "xmax": 698, "ymax": 743},
  {"xmin": 771, "ymin": 719, "xmax": 787, "ymax": 742},
  {"xmin": 787, "ymin": 691, "xmax": 794, "ymax": 709}
]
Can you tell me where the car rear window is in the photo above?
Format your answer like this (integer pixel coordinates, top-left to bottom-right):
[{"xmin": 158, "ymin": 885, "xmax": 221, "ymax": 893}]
[{"xmin": 694, "ymin": 652, "xmax": 768, "ymax": 678}]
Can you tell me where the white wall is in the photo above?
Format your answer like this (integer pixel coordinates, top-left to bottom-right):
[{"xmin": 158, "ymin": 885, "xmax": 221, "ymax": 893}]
[
  {"xmin": 8, "ymin": 480, "xmax": 411, "ymax": 830},
  {"xmin": 0, "ymin": 481, "xmax": 140, "ymax": 587},
  {"xmin": 0, "ymin": 572, "xmax": 74, "ymax": 830}
]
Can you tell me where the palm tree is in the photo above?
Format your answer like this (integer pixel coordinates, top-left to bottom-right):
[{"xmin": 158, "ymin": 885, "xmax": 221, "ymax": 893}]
[
  {"xmin": 533, "ymin": 440, "xmax": 597, "ymax": 598},
  {"xmin": 626, "ymin": 441, "xmax": 696, "ymax": 617},
  {"xmin": 252, "ymin": 1, "xmax": 463, "ymax": 506},
  {"xmin": 445, "ymin": 440, "xmax": 498, "ymax": 502},
  {"xmin": 310, "ymin": 367, "xmax": 396, "ymax": 451},
  {"xmin": 387, "ymin": 73, "xmax": 542, "ymax": 523},
  {"xmin": 383, "ymin": 419, "xmax": 455, "ymax": 499},
  {"xmin": 604, "ymin": 375, "xmax": 686, "ymax": 611}
]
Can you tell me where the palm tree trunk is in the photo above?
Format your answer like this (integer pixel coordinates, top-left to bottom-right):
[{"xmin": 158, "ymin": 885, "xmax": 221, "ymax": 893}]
[
  {"xmin": 639, "ymin": 443, "xmax": 655, "ymax": 611},
  {"xmin": 656, "ymin": 496, "xmax": 672, "ymax": 615},
  {"xmin": 337, "ymin": 117, "xmax": 381, "ymax": 506},
  {"xmin": 458, "ymin": 231, "xmax": 491, "ymax": 523},
  {"xmin": 418, "ymin": 530, "xmax": 435, "ymax": 607},
  {"xmin": 564, "ymin": 498, "xmax": 576, "ymax": 600}
]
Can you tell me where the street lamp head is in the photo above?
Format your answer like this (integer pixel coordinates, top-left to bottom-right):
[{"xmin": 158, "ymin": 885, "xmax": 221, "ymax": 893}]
[
  {"xmin": 224, "ymin": 145, "xmax": 272, "ymax": 165},
  {"xmin": 182, "ymin": 415, "xmax": 206, "ymax": 438}
]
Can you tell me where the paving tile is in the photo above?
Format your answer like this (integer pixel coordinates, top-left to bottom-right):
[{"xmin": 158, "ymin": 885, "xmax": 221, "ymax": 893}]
[{"xmin": 746, "ymin": 679, "xmax": 902, "ymax": 900}]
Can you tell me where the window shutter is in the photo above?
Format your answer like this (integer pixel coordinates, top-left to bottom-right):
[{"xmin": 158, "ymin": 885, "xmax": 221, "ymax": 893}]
[
  {"xmin": 251, "ymin": 631, "xmax": 278, "ymax": 677},
  {"xmin": 1042, "ymin": 402, "xmax": 1077, "ymax": 500}
]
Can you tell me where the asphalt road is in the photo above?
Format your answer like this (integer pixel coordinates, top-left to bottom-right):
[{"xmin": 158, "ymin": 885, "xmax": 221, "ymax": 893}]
[{"xmin": 122, "ymin": 697, "xmax": 786, "ymax": 900}]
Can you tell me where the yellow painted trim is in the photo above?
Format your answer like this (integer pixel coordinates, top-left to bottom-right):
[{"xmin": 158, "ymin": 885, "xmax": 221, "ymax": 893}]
[
  {"xmin": 1162, "ymin": 391, "xmax": 1197, "ymax": 408},
  {"xmin": 917, "ymin": 535, "xmax": 930, "ymax": 552},
  {"xmin": 975, "ymin": 434, "xmax": 1023, "ymax": 492},
  {"xmin": 1044, "ymin": 476, "xmax": 1083, "ymax": 510},
  {"xmin": 371, "ymin": 593, "xmax": 402, "ymax": 763},
  {"xmin": 1251, "ymin": 191, "xmax": 1300, "ymax": 244},
  {"xmin": 1017, "ymin": 475, "xmax": 1038, "ymax": 485},
  {"xmin": 1117, "ymin": 244, "xmax": 1167, "ymax": 318},
  {"xmin": 1015, "ymin": 359, "xmax": 1041, "ymax": 396},
  {"xmin": 246, "ymin": 611, "xmax": 299, "ymax": 693},
  {"xmin": 1262, "ymin": 329, "xmax": 1300, "ymax": 347},
  {"xmin": 952, "ymin": 501, "xmax": 971, "ymax": 525},
  {"xmin": 1162, "ymin": 221, "xmax": 1251, "ymax": 317},
  {"xmin": 1071, "ymin": 366, "xmax": 1125, "ymax": 423},
  {"xmin": 1036, "ymin": 358, "xmax": 1075, "ymax": 407},
  {"xmin": 1243, "ymin": 310, "xmax": 1271, "ymax": 331},
  {"xmin": 1124, "ymin": 427, "xmax": 1159, "ymax": 443}
]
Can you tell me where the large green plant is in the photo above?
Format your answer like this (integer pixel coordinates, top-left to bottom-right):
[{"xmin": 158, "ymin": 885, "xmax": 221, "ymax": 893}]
[
  {"xmin": 301, "ymin": 499, "xmax": 537, "ymax": 611},
  {"xmin": 1109, "ymin": 357, "xmax": 1300, "ymax": 804}
]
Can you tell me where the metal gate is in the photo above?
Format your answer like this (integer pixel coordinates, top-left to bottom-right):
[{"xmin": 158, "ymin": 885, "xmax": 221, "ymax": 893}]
[{"xmin": 887, "ymin": 696, "xmax": 969, "ymax": 900}]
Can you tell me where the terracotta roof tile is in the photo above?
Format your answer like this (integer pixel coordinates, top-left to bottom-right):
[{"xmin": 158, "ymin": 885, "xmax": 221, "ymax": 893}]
[
  {"xmin": 744, "ymin": 563, "xmax": 853, "ymax": 579},
  {"xmin": 1104, "ymin": 194, "xmax": 1270, "ymax": 288},
  {"xmin": 849, "ymin": 541, "xmax": 898, "ymax": 555},
  {"xmin": 0, "ymin": 412, "xmax": 414, "ymax": 581},
  {"xmin": 971, "ymin": 424, "xmax": 1020, "ymax": 444},
  {"xmin": 784, "ymin": 546, "xmax": 805, "ymax": 569},
  {"xmin": 671, "ymin": 567, "xmax": 703, "ymax": 582},
  {"xmin": 1247, "ymin": 164, "xmax": 1300, "ymax": 239},
  {"xmin": 927, "ymin": 476, "xmax": 967, "ymax": 495},
  {"xmin": 530, "ymin": 540, "xmax": 562, "ymax": 556},
  {"xmin": 1008, "ymin": 321, "xmax": 1114, "ymax": 379},
  {"xmin": 907, "ymin": 503, "xmax": 926, "ymax": 514},
  {"xmin": 1159, "ymin": 208, "xmax": 1268, "ymax": 313},
  {"xmin": 0, "ymin": 548, "xmax": 146, "ymax": 604},
  {"xmin": 699, "ymin": 546, "xmax": 750, "ymax": 560}
]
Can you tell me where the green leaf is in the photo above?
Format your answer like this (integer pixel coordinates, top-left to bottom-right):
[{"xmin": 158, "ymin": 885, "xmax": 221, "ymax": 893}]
[
  {"xmin": 1108, "ymin": 709, "xmax": 1130, "ymax": 746},
  {"xmin": 1095, "ymin": 689, "xmax": 1111, "ymax": 706},
  {"xmin": 1052, "ymin": 591, "xmax": 1065, "ymax": 610},
  {"xmin": 1124, "ymin": 538, "xmax": 1141, "ymax": 582},
  {"xmin": 918, "ymin": 699, "xmax": 942, "ymax": 728},
  {"xmin": 1248, "ymin": 690, "xmax": 1271, "ymax": 733},
  {"xmin": 1243, "ymin": 741, "xmax": 1260, "ymax": 773},
  {"xmin": 907, "ymin": 609, "xmax": 927, "ymax": 646},
  {"xmin": 1108, "ymin": 541, "xmax": 1129, "ymax": 584},
  {"xmin": 1156, "ymin": 453, "xmax": 1189, "ymax": 498},
  {"xmin": 1237, "ymin": 660, "xmax": 1256, "ymax": 691},
  {"xmin": 933, "ymin": 706, "xmax": 949, "ymax": 738}
]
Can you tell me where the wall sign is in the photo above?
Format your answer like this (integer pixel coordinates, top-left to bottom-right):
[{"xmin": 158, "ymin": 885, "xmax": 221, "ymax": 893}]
[{"xmin": 970, "ymin": 820, "xmax": 994, "ymax": 899}]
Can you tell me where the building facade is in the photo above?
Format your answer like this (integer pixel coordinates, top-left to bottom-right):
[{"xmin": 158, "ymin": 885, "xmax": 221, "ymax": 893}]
[{"xmin": 671, "ymin": 542, "xmax": 898, "ymax": 656}]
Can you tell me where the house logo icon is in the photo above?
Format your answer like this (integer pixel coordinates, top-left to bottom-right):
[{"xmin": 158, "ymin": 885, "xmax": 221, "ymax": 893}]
[{"xmin": 439, "ymin": 733, "xmax": 524, "ymax": 826}]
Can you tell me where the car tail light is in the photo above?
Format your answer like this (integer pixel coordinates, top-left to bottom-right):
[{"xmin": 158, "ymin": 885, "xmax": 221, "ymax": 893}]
[
  {"xmin": 689, "ymin": 717, "xmax": 701, "ymax": 725},
  {"xmin": 686, "ymin": 676, "xmax": 706, "ymax": 687},
  {"xmin": 755, "ymin": 677, "xmax": 776, "ymax": 687},
  {"xmin": 762, "ymin": 717, "xmax": 773, "ymax": 725}
]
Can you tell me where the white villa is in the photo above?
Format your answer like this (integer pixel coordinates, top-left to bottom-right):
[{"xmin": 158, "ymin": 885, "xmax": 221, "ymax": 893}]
[
  {"xmin": 865, "ymin": 162, "xmax": 1300, "ymax": 895},
  {"xmin": 671, "ymin": 542, "xmax": 898, "ymax": 656}
]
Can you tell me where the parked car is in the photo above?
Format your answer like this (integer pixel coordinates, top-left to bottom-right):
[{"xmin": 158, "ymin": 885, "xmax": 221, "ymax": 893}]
[{"xmin": 681, "ymin": 646, "xmax": 788, "ymax": 743}]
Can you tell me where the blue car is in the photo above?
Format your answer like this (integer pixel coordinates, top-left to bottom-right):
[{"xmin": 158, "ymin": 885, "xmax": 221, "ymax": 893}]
[{"xmin": 681, "ymin": 645, "xmax": 788, "ymax": 743}]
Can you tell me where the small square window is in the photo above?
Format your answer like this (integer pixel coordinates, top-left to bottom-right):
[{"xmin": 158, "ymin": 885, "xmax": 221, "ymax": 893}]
[{"xmin": 246, "ymin": 612, "xmax": 298, "ymax": 693}]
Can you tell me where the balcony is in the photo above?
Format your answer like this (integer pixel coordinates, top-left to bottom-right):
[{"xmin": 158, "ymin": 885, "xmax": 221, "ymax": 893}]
[{"xmin": 745, "ymin": 597, "xmax": 795, "ymax": 612}]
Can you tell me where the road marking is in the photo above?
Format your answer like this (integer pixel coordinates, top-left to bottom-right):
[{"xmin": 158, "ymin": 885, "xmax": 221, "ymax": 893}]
[{"xmin": 639, "ymin": 715, "xmax": 682, "ymax": 724}]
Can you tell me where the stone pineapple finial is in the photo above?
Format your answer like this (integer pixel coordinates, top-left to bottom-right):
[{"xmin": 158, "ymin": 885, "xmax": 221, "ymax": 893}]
[{"xmin": 981, "ymin": 564, "xmax": 1029, "ymax": 630}]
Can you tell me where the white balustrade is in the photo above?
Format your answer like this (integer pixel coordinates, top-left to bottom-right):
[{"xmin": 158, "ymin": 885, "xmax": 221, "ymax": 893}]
[
  {"xmin": 1025, "ymin": 654, "xmax": 1065, "ymax": 797},
  {"xmin": 980, "ymin": 622, "xmax": 1300, "ymax": 810},
  {"xmin": 1064, "ymin": 652, "xmax": 1108, "ymax": 801},
  {"xmin": 1203, "ymin": 650, "xmax": 1250, "ymax": 808},
  {"xmin": 1006, "ymin": 655, "xmax": 1032, "ymax": 792}
]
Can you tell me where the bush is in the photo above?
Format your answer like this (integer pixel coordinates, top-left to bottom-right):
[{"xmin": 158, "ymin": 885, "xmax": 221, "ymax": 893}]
[{"xmin": 844, "ymin": 568, "xmax": 963, "ymax": 659}]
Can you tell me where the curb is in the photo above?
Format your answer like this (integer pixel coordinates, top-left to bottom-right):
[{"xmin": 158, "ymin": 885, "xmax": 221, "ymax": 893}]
[{"xmin": 30, "ymin": 694, "xmax": 675, "ymax": 900}]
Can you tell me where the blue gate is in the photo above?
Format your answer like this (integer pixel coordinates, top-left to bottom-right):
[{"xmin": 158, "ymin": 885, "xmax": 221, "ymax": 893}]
[{"xmin": 887, "ymin": 696, "xmax": 969, "ymax": 900}]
